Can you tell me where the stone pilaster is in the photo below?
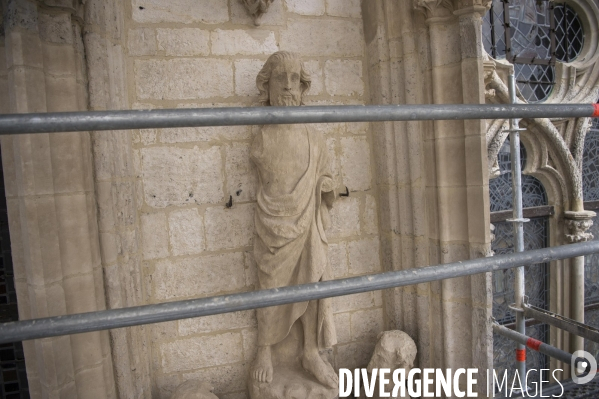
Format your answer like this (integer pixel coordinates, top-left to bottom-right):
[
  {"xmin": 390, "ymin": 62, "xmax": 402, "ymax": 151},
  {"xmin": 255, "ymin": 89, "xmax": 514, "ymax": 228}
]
[
  {"xmin": 1, "ymin": 0, "xmax": 116, "ymax": 397},
  {"xmin": 565, "ymin": 210, "xmax": 596, "ymax": 354}
]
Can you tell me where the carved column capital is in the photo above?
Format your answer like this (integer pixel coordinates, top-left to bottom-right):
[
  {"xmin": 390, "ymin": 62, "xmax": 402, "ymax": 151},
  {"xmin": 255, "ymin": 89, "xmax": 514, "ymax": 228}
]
[
  {"xmin": 565, "ymin": 210, "xmax": 597, "ymax": 243},
  {"xmin": 414, "ymin": 0, "xmax": 454, "ymax": 20}
]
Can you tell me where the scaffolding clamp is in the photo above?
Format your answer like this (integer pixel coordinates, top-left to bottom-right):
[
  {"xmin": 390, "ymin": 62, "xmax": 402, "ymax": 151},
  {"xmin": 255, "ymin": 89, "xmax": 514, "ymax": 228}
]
[{"xmin": 506, "ymin": 217, "xmax": 530, "ymax": 223}]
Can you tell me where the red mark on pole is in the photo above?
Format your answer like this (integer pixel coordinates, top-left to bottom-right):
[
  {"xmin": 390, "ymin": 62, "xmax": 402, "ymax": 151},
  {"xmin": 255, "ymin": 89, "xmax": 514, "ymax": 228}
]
[
  {"xmin": 593, "ymin": 104, "xmax": 599, "ymax": 117},
  {"xmin": 526, "ymin": 337, "xmax": 542, "ymax": 351},
  {"xmin": 516, "ymin": 349, "xmax": 526, "ymax": 362}
]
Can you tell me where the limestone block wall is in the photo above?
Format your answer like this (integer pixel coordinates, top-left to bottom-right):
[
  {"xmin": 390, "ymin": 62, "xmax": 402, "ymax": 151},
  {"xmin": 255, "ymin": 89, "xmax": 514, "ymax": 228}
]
[{"xmin": 121, "ymin": 1, "xmax": 384, "ymax": 397}]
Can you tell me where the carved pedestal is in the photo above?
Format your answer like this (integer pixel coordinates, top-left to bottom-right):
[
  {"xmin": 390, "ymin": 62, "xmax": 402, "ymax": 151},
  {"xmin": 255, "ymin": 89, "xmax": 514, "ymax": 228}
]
[
  {"xmin": 248, "ymin": 362, "xmax": 338, "ymax": 399},
  {"xmin": 248, "ymin": 324, "xmax": 338, "ymax": 399}
]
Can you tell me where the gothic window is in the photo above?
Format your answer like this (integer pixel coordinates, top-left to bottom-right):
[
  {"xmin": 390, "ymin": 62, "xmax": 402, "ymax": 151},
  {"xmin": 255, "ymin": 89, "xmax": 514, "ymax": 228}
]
[
  {"xmin": 483, "ymin": 1, "xmax": 584, "ymax": 102},
  {"xmin": 490, "ymin": 139, "xmax": 549, "ymax": 384}
]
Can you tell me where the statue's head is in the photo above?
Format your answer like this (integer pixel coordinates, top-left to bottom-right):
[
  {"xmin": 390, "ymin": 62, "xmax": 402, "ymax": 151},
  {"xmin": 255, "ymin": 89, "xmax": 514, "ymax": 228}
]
[{"xmin": 256, "ymin": 51, "xmax": 311, "ymax": 106}]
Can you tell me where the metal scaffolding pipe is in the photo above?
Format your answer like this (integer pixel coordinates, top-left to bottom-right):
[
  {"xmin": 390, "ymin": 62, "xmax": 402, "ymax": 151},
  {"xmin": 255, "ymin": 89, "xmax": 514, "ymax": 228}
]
[
  {"xmin": 0, "ymin": 104, "xmax": 597, "ymax": 134},
  {"xmin": 523, "ymin": 302, "xmax": 599, "ymax": 344},
  {"xmin": 493, "ymin": 323, "xmax": 582, "ymax": 367},
  {"xmin": 508, "ymin": 73, "xmax": 528, "ymax": 382},
  {"xmin": 0, "ymin": 241, "xmax": 598, "ymax": 344}
]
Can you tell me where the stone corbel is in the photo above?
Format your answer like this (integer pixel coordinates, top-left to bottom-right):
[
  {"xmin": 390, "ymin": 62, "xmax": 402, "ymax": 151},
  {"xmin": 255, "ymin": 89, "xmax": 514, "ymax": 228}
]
[
  {"xmin": 414, "ymin": 0, "xmax": 454, "ymax": 20},
  {"xmin": 241, "ymin": 0, "xmax": 274, "ymax": 26},
  {"xmin": 564, "ymin": 210, "xmax": 597, "ymax": 243}
]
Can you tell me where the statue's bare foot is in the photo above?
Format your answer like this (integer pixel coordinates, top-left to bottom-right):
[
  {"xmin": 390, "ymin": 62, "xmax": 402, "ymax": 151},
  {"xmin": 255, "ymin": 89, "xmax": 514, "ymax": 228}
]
[
  {"xmin": 252, "ymin": 345, "xmax": 273, "ymax": 383},
  {"xmin": 301, "ymin": 351, "xmax": 338, "ymax": 389}
]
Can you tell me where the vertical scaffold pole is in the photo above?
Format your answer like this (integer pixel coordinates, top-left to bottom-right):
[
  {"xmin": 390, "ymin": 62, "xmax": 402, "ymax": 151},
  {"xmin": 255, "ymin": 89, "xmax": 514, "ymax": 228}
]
[{"xmin": 507, "ymin": 72, "xmax": 529, "ymax": 387}]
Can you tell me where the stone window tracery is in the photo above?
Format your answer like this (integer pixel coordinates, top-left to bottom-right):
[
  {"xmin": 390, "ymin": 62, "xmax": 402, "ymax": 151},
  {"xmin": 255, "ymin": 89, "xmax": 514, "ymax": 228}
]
[{"xmin": 483, "ymin": 0, "xmax": 585, "ymax": 102}]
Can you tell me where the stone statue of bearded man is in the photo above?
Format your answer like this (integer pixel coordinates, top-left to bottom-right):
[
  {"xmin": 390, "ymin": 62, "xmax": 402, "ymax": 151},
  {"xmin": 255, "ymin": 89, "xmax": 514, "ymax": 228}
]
[{"xmin": 250, "ymin": 51, "xmax": 338, "ymax": 390}]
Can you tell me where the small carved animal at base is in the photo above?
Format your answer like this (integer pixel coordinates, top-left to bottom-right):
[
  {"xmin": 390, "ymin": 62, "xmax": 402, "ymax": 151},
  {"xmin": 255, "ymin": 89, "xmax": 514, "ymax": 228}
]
[{"xmin": 362, "ymin": 330, "xmax": 417, "ymax": 399}]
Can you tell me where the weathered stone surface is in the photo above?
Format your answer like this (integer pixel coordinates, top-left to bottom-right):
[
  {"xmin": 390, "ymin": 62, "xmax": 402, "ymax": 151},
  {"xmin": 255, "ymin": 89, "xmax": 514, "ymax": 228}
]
[
  {"xmin": 326, "ymin": 0, "xmax": 361, "ymax": 17},
  {"xmin": 280, "ymin": 20, "xmax": 363, "ymax": 57},
  {"xmin": 42, "ymin": 44, "xmax": 76, "ymax": 77},
  {"xmin": 182, "ymin": 363, "xmax": 250, "ymax": 395},
  {"xmin": 128, "ymin": 28, "xmax": 156, "ymax": 56},
  {"xmin": 225, "ymin": 142, "xmax": 257, "ymax": 202},
  {"xmin": 141, "ymin": 212, "xmax": 169, "ymax": 259},
  {"xmin": 327, "ymin": 197, "xmax": 360, "ymax": 238},
  {"xmin": 248, "ymin": 364, "xmax": 337, "ymax": 399},
  {"xmin": 153, "ymin": 252, "xmax": 245, "ymax": 300},
  {"xmin": 156, "ymin": 28, "xmax": 210, "ymax": 56},
  {"xmin": 168, "ymin": 208, "xmax": 205, "ymax": 256},
  {"xmin": 170, "ymin": 380, "xmax": 219, "ymax": 399},
  {"xmin": 242, "ymin": 328, "xmax": 258, "ymax": 361},
  {"xmin": 336, "ymin": 341, "xmax": 376, "ymax": 370},
  {"xmin": 303, "ymin": 60, "xmax": 323, "ymax": 95},
  {"xmin": 220, "ymin": 393, "xmax": 248, "ymax": 399},
  {"xmin": 138, "ymin": 129, "xmax": 157, "ymax": 145},
  {"xmin": 160, "ymin": 332, "xmax": 243, "ymax": 373},
  {"xmin": 325, "ymin": 137, "xmax": 341, "ymax": 187},
  {"xmin": 234, "ymin": 59, "xmax": 263, "ymax": 96},
  {"xmin": 334, "ymin": 313, "xmax": 351, "ymax": 343},
  {"xmin": 204, "ymin": 204, "xmax": 255, "ymax": 251},
  {"xmin": 328, "ymin": 242, "xmax": 348, "ymax": 278},
  {"xmin": 135, "ymin": 59, "xmax": 233, "ymax": 100},
  {"xmin": 242, "ymin": 254, "xmax": 258, "ymax": 294},
  {"xmin": 332, "ymin": 292, "xmax": 377, "ymax": 313},
  {"xmin": 141, "ymin": 146, "xmax": 224, "ymax": 207},
  {"xmin": 211, "ymin": 29, "xmax": 278, "ymax": 55},
  {"xmin": 341, "ymin": 136, "xmax": 372, "ymax": 191},
  {"xmin": 132, "ymin": 0, "xmax": 229, "ymax": 24},
  {"xmin": 351, "ymin": 308, "xmax": 384, "ymax": 341},
  {"xmin": 363, "ymin": 194, "xmax": 378, "ymax": 235},
  {"xmin": 348, "ymin": 238, "xmax": 381, "ymax": 275},
  {"xmin": 346, "ymin": 122, "xmax": 369, "ymax": 135},
  {"xmin": 179, "ymin": 311, "xmax": 256, "ymax": 336},
  {"xmin": 324, "ymin": 60, "xmax": 363, "ymax": 96},
  {"xmin": 161, "ymin": 126, "xmax": 251, "ymax": 143},
  {"xmin": 285, "ymin": 0, "xmax": 325, "ymax": 16},
  {"xmin": 38, "ymin": 12, "xmax": 73, "ymax": 44}
]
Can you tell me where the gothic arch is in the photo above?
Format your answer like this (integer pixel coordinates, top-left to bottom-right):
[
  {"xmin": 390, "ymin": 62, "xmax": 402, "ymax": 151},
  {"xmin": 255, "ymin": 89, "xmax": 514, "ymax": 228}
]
[{"xmin": 484, "ymin": 0, "xmax": 599, "ymax": 211}]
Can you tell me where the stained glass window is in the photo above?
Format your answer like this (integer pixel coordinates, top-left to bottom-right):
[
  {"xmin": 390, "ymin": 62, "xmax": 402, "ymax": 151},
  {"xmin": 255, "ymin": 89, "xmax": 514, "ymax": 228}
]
[
  {"xmin": 483, "ymin": 0, "xmax": 584, "ymax": 102},
  {"xmin": 554, "ymin": 4, "xmax": 584, "ymax": 63}
]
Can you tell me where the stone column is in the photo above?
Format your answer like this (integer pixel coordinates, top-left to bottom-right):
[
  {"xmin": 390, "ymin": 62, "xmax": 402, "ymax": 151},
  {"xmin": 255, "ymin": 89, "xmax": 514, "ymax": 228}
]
[
  {"xmin": 83, "ymin": 0, "xmax": 152, "ymax": 396},
  {"xmin": 1, "ymin": 0, "xmax": 116, "ymax": 397},
  {"xmin": 565, "ymin": 210, "xmax": 596, "ymax": 353},
  {"xmin": 415, "ymin": 0, "xmax": 492, "ymax": 394}
]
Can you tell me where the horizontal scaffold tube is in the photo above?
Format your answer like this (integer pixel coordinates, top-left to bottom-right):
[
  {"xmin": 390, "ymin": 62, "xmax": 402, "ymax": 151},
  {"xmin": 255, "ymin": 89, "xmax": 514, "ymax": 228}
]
[
  {"xmin": 0, "ymin": 104, "xmax": 598, "ymax": 134},
  {"xmin": 0, "ymin": 241, "xmax": 598, "ymax": 344},
  {"xmin": 493, "ymin": 323, "xmax": 580, "ymax": 367},
  {"xmin": 523, "ymin": 302, "xmax": 599, "ymax": 344}
]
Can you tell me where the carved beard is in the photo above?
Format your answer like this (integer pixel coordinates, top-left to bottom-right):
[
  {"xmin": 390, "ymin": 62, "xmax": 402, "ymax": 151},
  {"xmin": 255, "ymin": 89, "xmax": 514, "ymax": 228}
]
[{"xmin": 272, "ymin": 93, "xmax": 301, "ymax": 106}]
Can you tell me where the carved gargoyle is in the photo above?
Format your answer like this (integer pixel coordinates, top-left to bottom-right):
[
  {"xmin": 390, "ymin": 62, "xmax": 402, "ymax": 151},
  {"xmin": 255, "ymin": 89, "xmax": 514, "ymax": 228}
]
[{"xmin": 241, "ymin": 0, "xmax": 274, "ymax": 26}]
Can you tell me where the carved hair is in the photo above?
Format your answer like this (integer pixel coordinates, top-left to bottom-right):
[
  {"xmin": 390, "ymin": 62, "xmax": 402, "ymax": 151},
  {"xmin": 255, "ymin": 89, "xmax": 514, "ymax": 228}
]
[{"xmin": 256, "ymin": 51, "xmax": 311, "ymax": 106}]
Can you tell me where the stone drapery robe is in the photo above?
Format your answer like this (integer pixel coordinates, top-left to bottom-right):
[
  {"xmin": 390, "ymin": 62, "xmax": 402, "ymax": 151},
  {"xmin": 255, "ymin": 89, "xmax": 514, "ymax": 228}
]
[{"xmin": 251, "ymin": 124, "xmax": 337, "ymax": 349}]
